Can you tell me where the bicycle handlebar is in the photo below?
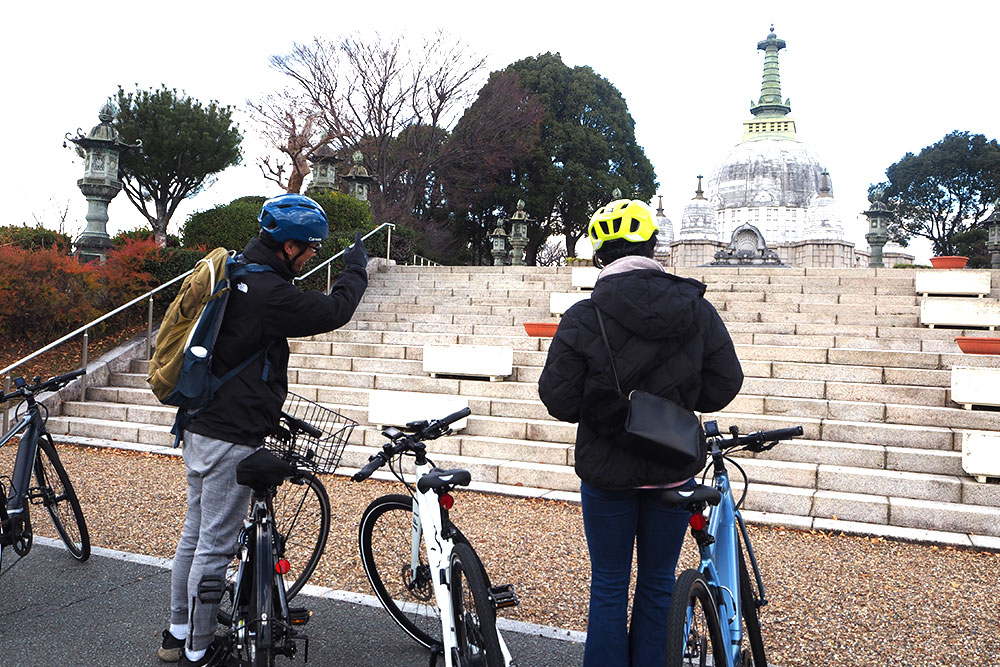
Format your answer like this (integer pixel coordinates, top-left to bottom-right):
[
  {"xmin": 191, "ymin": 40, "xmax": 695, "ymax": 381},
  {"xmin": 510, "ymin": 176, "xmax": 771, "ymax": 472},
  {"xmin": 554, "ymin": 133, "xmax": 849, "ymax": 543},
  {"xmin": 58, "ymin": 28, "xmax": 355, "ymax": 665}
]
[
  {"xmin": 1, "ymin": 368, "xmax": 85, "ymax": 404},
  {"xmin": 281, "ymin": 412, "xmax": 323, "ymax": 439},
  {"xmin": 722, "ymin": 425, "xmax": 804, "ymax": 451},
  {"xmin": 351, "ymin": 407, "xmax": 472, "ymax": 482}
]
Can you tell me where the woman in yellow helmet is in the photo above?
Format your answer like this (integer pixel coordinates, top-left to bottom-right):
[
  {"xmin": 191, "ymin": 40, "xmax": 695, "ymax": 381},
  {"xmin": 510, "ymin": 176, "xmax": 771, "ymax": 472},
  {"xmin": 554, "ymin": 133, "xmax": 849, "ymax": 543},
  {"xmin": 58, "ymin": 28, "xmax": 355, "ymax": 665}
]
[{"xmin": 539, "ymin": 199, "xmax": 744, "ymax": 667}]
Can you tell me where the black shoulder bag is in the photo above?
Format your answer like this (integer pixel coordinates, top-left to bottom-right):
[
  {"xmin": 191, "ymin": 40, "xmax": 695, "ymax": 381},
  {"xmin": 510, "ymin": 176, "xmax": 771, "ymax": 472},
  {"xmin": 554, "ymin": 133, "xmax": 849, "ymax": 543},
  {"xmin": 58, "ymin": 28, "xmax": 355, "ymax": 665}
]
[{"xmin": 594, "ymin": 306, "xmax": 704, "ymax": 466}]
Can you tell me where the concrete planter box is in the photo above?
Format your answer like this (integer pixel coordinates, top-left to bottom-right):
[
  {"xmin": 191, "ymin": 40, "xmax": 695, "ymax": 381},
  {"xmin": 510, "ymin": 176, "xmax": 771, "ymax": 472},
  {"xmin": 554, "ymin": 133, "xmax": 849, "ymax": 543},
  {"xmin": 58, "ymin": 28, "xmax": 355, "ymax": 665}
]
[
  {"xmin": 571, "ymin": 267, "xmax": 600, "ymax": 290},
  {"xmin": 915, "ymin": 270, "xmax": 991, "ymax": 297},
  {"xmin": 920, "ymin": 297, "xmax": 1000, "ymax": 330},
  {"xmin": 951, "ymin": 366, "xmax": 1000, "ymax": 409},
  {"xmin": 422, "ymin": 344, "xmax": 513, "ymax": 381},
  {"xmin": 549, "ymin": 291, "xmax": 590, "ymax": 316},
  {"xmin": 961, "ymin": 430, "xmax": 1000, "ymax": 482},
  {"xmin": 367, "ymin": 389, "xmax": 469, "ymax": 430}
]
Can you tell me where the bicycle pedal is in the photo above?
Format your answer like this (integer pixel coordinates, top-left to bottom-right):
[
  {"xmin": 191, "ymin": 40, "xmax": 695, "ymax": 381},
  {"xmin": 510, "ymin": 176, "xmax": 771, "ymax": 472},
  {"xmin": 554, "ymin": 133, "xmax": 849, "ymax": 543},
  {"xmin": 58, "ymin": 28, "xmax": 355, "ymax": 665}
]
[
  {"xmin": 288, "ymin": 606, "xmax": 312, "ymax": 625},
  {"xmin": 488, "ymin": 583, "xmax": 519, "ymax": 610}
]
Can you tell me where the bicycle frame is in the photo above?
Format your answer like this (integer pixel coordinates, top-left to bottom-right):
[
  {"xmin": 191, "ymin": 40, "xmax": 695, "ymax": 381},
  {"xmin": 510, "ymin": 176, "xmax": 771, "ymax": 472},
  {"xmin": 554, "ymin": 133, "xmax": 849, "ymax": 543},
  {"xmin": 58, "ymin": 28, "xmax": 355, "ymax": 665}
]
[
  {"xmin": 405, "ymin": 456, "xmax": 514, "ymax": 667},
  {"xmin": 0, "ymin": 404, "xmax": 42, "ymax": 570},
  {"xmin": 697, "ymin": 444, "xmax": 750, "ymax": 667}
]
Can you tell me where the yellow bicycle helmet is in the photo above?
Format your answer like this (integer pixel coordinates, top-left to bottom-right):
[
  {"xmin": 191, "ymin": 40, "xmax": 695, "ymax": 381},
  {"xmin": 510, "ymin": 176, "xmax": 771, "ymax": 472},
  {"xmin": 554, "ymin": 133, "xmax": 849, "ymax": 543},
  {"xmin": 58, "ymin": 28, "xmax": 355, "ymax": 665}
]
[{"xmin": 587, "ymin": 199, "xmax": 658, "ymax": 251}]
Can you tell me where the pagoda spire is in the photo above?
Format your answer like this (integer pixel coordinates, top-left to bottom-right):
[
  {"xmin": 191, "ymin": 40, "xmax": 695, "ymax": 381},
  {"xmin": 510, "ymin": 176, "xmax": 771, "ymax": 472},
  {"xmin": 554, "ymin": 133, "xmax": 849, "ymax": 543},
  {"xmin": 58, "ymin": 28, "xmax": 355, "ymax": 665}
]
[{"xmin": 751, "ymin": 25, "xmax": 791, "ymax": 118}]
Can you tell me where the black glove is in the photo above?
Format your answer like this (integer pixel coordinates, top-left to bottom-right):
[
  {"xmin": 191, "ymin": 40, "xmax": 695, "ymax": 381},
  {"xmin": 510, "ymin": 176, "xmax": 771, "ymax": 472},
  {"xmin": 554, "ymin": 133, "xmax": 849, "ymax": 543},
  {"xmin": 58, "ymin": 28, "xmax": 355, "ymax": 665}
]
[{"xmin": 343, "ymin": 231, "xmax": 368, "ymax": 269}]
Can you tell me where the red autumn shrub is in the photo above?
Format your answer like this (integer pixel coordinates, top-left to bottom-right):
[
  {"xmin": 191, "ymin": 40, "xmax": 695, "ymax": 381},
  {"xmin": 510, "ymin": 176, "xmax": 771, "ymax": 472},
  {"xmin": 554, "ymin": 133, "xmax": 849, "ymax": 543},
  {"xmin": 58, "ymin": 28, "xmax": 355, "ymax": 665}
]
[{"xmin": 0, "ymin": 245, "xmax": 101, "ymax": 343}]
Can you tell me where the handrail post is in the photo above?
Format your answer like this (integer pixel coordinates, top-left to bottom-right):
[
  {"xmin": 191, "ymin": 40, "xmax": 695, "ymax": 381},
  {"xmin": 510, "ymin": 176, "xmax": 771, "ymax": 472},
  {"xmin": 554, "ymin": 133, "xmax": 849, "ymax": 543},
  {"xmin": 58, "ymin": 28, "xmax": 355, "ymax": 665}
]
[
  {"xmin": 327, "ymin": 263, "xmax": 332, "ymax": 294},
  {"xmin": 81, "ymin": 330, "xmax": 89, "ymax": 402},
  {"xmin": 3, "ymin": 375, "xmax": 9, "ymax": 433},
  {"xmin": 387, "ymin": 225, "xmax": 392, "ymax": 263},
  {"xmin": 147, "ymin": 296, "xmax": 154, "ymax": 359}
]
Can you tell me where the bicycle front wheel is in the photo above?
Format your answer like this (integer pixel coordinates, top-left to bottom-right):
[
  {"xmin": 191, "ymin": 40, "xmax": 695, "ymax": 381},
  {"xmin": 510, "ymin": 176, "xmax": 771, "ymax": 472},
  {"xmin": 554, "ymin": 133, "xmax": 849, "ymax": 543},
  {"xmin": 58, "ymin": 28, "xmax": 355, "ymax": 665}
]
[
  {"xmin": 359, "ymin": 494, "xmax": 442, "ymax": 649},
  {"xmin": 665, "ymin": 569, "xmax": 727, "ymax": 667},
  {"xmin": 272, "ymin": 470, "xmax": 330, "ymax": 600},
  {"xmin": 738, "ymin": 536, "xmax": 767, "ymax": 666},
  {"xmin": 251, "ymin": 520, "xmax": 275, "ymax": 667},
  {"xmin": 32, "ymin": 434, "xmax": 90, "ymax": 561},
  {"xmin": 450, "ymin": 542, "xmax": 503, "ymax": 667}
]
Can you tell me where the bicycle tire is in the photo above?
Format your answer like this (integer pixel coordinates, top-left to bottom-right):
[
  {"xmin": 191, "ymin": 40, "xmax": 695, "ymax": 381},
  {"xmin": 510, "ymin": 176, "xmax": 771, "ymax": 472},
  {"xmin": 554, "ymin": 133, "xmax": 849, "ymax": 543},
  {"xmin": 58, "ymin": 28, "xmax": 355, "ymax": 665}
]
[
  {"xmin": 251, "ymin": 520, "xmax": 275, "ymax": 667},
  {"xmin": 359, "ymin": 494, "xmax": 469, "ymax": 649},
  {"xmin": 32, "ymin": 434, "xmax": 90, "ymax": 561},
  {"xmin": 738, "ymin": 536, "xmax": 768, "ymax": 666},
  {"xmin": 450, "ymin": 542, "xmax": 503, "ymax": 667},
  {"xmin": 272, "ymin": 470, "xmax": 330, "ymax": 600},
  {"xmin": 665, "ymin": 569, "xmax": 727, "ymax": 667}
]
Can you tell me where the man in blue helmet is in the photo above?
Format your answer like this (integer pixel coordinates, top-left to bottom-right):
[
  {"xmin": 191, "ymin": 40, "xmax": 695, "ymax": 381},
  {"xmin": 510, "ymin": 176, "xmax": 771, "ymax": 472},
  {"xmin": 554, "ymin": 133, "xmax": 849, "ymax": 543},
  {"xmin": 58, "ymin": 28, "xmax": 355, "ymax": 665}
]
[{"xmin": 158, "ymin": 194, "xmax": 368, "ymax": 666}]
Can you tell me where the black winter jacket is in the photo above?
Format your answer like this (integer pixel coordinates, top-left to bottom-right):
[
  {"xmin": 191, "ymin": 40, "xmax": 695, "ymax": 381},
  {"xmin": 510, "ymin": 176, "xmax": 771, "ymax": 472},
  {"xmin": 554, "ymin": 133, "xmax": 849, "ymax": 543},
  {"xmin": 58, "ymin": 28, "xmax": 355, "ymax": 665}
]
[
  {"xmin": 186, "ymin": 237, "xmax": 368, "ymax": 447},
  {"xmin": 538, "ymin": 264, "xmax": 743, "ymax": 489}
]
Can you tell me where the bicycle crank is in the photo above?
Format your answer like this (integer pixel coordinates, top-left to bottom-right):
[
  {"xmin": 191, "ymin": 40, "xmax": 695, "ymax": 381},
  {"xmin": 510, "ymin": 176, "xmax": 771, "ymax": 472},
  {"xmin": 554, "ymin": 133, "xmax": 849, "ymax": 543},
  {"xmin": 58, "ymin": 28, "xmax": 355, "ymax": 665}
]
[{"xmin": 12, "ymin": 514, "xmax": 31, "ymax": 556}]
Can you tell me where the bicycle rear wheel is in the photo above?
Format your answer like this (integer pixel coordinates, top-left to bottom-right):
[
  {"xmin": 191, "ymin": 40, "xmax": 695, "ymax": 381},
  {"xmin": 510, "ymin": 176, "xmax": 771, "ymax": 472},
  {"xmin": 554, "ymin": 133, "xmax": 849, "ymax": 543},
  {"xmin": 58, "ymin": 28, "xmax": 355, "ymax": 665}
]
[
  {"xmin": 272, "ymin": 470, "xmax": 330, "ymax": 599},
  {"xmin": 665, "ymin": 569, "xmax": 727, "ymax": 667},
  {"xmin": 358, "ymin": 494, "xmax": 442, "ymax": 649},
  {"xmin": 450, "ymin": 542, "xmax": 503, "ymax": 667},
  {"xmin": 251, "ymin": 520, "xmax": 275, "ymax": 667},
  {"xmin": 32, "ymin": 434, "xmax": 89, "ymax": 561},
  {"xmin": 738, "ymin": 535, "xmax": 767, "ymax": 666}
]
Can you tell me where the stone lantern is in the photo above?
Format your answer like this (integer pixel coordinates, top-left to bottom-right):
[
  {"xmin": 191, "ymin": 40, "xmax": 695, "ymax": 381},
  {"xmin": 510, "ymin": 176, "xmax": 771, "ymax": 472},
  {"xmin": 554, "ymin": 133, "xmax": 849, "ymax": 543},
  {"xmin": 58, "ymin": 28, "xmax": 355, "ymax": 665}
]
[
  {"xmin": 985, "ymin": 203, "xmax": 1000, "ymax": 269},
  {"xmin": 305, "ymin": 143, "xmax": 342, "ymax": 196},
  {"xmin": 863, "ymin": 189, "xmax": 891, "ymax": 268},
  {"xmin": 508, "ymin": 199, "xmax": 532, "ymax": 266},
  {"xmin": 342, "ymin": 150, "xmax": 374, "ymax": 202},
  {"xmin": 65, "ymin": 102, "xmax": 140, "ymax": 262},
  {"xmin": 490, "ymin": 220, "xmax": 508, "ymax": 266}
]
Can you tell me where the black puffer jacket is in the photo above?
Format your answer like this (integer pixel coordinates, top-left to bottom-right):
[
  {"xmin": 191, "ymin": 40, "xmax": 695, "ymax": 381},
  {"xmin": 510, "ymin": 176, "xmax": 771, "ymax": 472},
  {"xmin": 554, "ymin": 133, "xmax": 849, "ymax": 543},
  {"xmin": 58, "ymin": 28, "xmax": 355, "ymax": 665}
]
[
  {"xmin": 185, "ymin": 237, "xmax": 368, "ymax": 447},
  {"xmin": 538, "ymin": 262, "xmax": 743, "ymax": 489}
]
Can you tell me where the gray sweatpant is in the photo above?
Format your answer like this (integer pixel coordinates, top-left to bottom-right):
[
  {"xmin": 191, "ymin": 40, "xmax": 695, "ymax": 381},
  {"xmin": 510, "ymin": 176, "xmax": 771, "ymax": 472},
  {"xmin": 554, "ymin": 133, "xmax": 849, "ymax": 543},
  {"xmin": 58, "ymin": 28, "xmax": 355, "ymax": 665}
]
[{"xmin": 170, "ymin": 431, "xmax": 254, "ymax": 651}]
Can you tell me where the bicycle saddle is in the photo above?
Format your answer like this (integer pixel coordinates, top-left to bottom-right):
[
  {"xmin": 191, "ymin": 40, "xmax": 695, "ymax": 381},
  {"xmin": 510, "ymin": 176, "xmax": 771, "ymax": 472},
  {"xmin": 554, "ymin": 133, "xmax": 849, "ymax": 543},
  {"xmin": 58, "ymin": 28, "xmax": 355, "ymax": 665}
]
[
  {"xmin": 661, "ymin": 485, "xmax": 722, "ymax": 507},
  {"xmin": 417, "ymin": 468, "xmax": 472, "ymax": 492},
  {"xmin": 236, "ymin": 448, "xmax": 298, "ymax": 490}
]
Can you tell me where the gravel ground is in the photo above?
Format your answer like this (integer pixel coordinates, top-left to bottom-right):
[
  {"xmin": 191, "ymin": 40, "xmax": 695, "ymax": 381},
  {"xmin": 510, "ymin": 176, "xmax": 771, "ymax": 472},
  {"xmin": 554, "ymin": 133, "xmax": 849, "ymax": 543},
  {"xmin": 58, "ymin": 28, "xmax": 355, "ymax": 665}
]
[{"xmin": 5, "ymin": 443, "xmax": 998, "ymax": 667}]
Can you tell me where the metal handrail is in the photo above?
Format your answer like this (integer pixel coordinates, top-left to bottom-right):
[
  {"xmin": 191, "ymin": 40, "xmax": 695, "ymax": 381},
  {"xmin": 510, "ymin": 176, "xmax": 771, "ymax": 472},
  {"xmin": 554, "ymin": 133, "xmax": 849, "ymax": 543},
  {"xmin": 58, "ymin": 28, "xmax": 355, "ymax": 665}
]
[
  {"xmin": 1, "ymin": 222, "xmax": 395, "ymax": 433},
  {"xmin": 411, "ymin": 254, "xmax": 441, "ymax": 267},
  {"xmin": 295, "ymin": 222, "xmax": 395, "ymax": 292}
]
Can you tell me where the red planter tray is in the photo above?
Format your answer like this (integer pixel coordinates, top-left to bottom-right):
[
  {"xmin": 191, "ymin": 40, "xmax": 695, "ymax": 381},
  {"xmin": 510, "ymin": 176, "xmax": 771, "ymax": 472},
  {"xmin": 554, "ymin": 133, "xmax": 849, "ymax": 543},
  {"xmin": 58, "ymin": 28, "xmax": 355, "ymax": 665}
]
[
  {"xmin": 955, "ymin": 336, "xmax": 1000, "ymax": 354},
  {"xmin": 930, "ymin": 256, "xmax": 969, "ymax": 269},
  {"xmin": 523, "ymin": 322, "xmax": 559, "ymax": 337}
]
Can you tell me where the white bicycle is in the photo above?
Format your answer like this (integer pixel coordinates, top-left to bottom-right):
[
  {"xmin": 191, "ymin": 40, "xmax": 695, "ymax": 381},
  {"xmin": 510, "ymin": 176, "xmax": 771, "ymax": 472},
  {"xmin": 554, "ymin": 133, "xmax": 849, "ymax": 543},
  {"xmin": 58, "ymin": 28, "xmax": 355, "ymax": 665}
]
[{"xmin": 352, "ymin": 407, "xmax": 518, "ymax": 667}]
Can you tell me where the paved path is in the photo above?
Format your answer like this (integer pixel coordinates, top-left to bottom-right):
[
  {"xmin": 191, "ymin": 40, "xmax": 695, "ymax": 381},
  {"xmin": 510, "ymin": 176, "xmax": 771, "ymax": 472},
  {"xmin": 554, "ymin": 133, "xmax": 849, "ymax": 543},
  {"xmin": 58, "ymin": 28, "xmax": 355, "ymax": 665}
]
[{"xmin": 0, "ymin": 540, "xmax": 585, "ymax": 666}]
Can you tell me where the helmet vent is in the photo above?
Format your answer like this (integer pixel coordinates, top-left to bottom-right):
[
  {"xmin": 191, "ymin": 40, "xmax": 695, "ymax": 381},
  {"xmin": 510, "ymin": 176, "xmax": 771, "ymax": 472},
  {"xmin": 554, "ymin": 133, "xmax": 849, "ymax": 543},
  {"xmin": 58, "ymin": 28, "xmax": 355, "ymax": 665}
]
[
  {"xmin": 629, "ymin": 218, "xmax": 640, "ymax": 233},
  {"xmin": 611, "ymin": 217, "xmax": 623, "ymax": 232},
  {"xmin": 599, "ymin": 220, "xmax": 611, "ymax": 236}
]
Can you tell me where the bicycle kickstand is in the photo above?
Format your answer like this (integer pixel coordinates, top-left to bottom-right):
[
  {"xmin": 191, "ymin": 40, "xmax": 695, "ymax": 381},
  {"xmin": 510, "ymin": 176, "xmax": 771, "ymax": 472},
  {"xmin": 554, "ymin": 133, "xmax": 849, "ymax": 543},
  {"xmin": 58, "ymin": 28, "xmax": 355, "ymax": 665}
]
[{"xmin": 428, "ymin": 642, "xmax": 445, "ymax": 667}]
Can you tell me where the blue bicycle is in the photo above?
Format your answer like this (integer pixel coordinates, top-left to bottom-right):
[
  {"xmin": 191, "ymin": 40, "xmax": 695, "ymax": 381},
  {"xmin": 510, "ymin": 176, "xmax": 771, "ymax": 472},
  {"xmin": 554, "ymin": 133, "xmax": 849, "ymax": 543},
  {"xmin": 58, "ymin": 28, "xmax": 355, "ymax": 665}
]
[{"xmin": 663, "ymin": 420, "xmax": 803, "ymax": 667}]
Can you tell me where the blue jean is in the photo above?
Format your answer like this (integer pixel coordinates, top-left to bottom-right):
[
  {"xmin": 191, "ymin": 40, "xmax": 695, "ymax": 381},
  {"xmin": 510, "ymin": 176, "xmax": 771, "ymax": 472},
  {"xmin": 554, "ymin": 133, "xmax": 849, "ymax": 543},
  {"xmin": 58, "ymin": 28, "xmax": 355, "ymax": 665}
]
[{"xmin": 580, "ymin": 481, "xmax": 691, "ymax": 667}]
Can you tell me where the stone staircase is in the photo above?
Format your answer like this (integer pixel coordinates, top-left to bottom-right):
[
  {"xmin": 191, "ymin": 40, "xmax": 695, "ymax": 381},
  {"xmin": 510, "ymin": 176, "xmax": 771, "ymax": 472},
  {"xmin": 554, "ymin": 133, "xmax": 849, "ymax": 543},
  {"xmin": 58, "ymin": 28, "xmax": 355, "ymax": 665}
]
[{"xmin": 46, "ymin": 265, "xmax": 1000, "ymax": 545}]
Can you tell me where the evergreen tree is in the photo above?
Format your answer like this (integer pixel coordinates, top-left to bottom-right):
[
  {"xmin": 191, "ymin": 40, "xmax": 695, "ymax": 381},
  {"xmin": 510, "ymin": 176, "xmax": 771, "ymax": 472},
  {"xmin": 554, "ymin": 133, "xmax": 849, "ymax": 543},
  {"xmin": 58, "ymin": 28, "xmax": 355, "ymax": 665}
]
[
  {"xmin": 872, "ymin": 131, "xmax": 1000, "ymax": 256},
  {"xmin": 114, "ymin": 85, "xmax": 242, "ymax": 246}
]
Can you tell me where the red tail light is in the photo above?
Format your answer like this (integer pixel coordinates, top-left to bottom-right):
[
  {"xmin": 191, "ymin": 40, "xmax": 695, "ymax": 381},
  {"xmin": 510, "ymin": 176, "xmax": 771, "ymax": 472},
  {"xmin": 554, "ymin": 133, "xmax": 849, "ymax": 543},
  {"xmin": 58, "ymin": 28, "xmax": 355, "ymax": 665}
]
[
  {"xmin": 689, "ymin": 513, "xmax": 707, "ymax": 531},
  {"xmin": 275, "ymin": 559, "xmax": 291, "ymax": 575},
  {"xmin": 439, "ymin": 493, "xmax": 455, "ymax": 510}
]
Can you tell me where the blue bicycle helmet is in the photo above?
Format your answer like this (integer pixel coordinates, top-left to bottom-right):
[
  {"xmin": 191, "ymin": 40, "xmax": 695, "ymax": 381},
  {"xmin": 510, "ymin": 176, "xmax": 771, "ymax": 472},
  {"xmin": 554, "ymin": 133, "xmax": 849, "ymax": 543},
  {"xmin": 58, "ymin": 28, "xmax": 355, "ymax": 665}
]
[{"xmin": 258, "ymin": 194, "xmax": 329, "ymax": 243}]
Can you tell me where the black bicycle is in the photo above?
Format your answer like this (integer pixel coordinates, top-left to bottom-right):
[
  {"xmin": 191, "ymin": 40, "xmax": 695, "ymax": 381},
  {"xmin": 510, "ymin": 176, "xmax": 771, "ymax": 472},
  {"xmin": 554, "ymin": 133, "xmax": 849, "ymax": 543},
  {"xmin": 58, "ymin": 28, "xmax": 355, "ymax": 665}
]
[
  {"xmin": 214, "ymin": 394, "xmax": 355, "ymax": 666},
  {"xmin": 0, "ymin": 369, "xmax": 90, "ymax": 570}
]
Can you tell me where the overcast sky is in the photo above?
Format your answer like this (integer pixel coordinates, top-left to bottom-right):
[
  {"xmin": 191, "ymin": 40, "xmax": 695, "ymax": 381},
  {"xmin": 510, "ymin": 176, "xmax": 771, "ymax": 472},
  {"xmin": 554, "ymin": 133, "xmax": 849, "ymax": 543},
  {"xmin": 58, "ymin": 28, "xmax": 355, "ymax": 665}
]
[{"xmin": 5, "ymin": 0, "xmax": 999, "ymax": 263}]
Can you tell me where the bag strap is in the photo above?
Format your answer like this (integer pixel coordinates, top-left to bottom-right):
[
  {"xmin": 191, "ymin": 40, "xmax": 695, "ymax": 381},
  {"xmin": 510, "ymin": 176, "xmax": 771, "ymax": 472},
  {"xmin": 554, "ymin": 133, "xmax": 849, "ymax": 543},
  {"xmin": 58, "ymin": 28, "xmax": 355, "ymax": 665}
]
[{"xmin": 593, "ymin": 306, "xmax": 622, "ymax": 394}]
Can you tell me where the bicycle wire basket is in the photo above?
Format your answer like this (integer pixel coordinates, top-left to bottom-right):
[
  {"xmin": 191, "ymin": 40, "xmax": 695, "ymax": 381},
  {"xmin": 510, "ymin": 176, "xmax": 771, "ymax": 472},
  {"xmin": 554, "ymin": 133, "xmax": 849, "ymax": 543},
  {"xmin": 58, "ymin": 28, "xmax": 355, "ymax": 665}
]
[{"xmin": 264, "ymin": 393, "xmax": 357, "ymax": 474}]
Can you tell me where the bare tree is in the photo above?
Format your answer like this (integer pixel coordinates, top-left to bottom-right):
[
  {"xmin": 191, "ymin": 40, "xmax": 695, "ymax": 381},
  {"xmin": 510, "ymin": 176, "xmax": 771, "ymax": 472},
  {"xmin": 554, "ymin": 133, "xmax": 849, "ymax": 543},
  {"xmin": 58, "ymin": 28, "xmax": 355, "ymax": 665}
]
[
  {"xmin": 535, "ymin": 239, "xmax": 567, "ymax": 267},
  {"xmin": 268, "ymin": 31, "xmax": 488, "ymax": 222},
  {"xmin": 246, "ymin": 90, "xmax": 330, "ymax": 193}
]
